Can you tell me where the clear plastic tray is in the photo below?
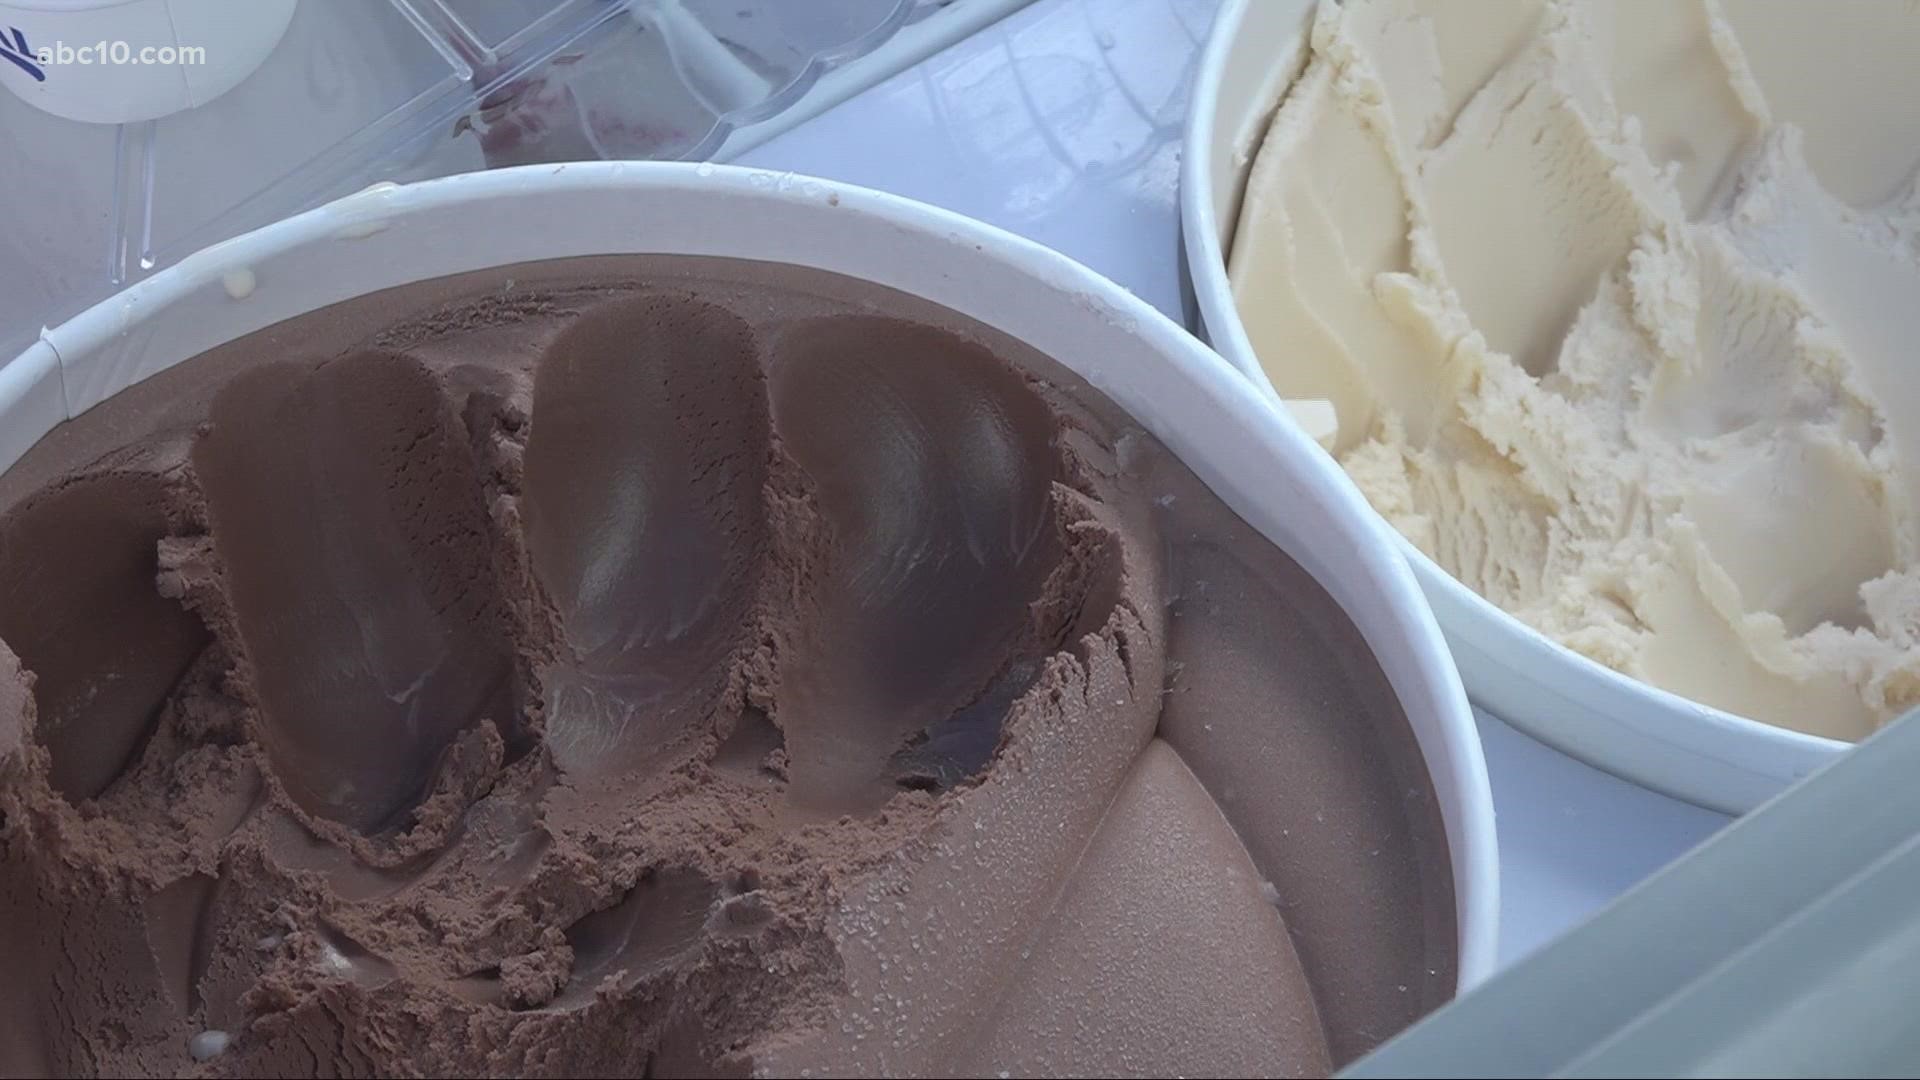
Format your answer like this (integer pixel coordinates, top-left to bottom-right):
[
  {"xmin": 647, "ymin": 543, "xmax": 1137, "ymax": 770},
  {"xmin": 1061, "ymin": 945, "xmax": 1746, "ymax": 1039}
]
[{"xmin": 0, "ymin": 0, "xmax": 962, "ymax": 365}]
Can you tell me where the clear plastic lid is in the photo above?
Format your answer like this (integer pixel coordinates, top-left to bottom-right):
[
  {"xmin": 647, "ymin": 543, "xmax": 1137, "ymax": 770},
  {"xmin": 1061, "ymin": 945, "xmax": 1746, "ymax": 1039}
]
[{"xmin": 0, "ymin": 0, "xmax": 949, "ymax": 365}]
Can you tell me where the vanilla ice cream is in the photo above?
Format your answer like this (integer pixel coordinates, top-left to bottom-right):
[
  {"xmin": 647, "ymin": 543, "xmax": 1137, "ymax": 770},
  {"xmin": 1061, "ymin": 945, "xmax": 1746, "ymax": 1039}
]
[{"xmin": 1229, "ymin": 0, "xmax": 1920, "ymax": 739}]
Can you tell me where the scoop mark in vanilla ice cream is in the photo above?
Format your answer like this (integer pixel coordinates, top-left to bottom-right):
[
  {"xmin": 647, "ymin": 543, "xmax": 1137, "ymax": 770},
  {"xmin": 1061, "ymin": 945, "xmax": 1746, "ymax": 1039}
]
[{"xmin": 1231, "ymin": 0, "xmax": 1920, "ymax": 738}]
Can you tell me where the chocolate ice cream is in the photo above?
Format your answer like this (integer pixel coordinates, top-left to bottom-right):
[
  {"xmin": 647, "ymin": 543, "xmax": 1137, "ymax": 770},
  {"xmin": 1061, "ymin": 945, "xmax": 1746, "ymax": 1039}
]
[{"xmin": 0, "ymin": 256, "xmax": 1455, "ymax": 1078}]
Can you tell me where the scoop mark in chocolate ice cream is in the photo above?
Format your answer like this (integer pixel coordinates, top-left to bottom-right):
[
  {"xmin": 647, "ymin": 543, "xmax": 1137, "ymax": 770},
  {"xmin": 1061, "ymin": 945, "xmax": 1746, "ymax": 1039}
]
[
  {"xmin": 557, "ymin": 867, "xmax": 719, "ymax": 1008},
  {"xmin": 0, "ymin": 257, "xmax": 1456, "ymax": 1078},
  {"xmin": 0, "ymin": 472, "xmax": 208, "ymax": 803},
  {"xmin": 146, "ymin": 873, "xmax": 222, "ymax": 1016},
  {"xmin": 771, "ymin": 315, "xmax": 1068, "ymax": 812},
  {"xmin": 311, "ymin": 921, "xmax": 398, "ymax": 988},
  {"xmin": 712, "ymin": 706, "xmax": 785, "ymax": 784},
  {"xmin": 891, "ymin": 657, "xmax": 1041, "ymax": 792},
  {"xmin": 523, "ymin": 294, "xmax": 766, "ymax": 780},
  {"xmin": 192, "ymin": 352, "xmax": 525, "ymax": 834}
]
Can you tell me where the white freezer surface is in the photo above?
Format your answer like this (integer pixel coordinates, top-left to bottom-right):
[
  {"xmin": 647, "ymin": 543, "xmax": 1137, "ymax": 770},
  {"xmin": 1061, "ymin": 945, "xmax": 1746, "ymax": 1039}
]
[{"xmin": 738, "ymin": 0, "xmax": 1732, "ymax": 969}]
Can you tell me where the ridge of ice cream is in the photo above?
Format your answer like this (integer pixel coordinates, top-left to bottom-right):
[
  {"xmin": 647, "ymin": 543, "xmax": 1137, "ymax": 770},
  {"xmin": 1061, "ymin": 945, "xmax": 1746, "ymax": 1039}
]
[
  {"xmin": 0, "ymin": 256, "xmax": 1455, "ymax": 1077},
  {"xmin": 1229, "ymin": 0, "xmax": 1920, "ymax": 739}
]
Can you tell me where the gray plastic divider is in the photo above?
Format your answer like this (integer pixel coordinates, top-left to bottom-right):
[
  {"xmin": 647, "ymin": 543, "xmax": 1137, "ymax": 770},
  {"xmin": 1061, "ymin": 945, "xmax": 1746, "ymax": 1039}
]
[{"xmin": 1344, "ymin": 707, "xmax": 1920, "ymax": 1079}]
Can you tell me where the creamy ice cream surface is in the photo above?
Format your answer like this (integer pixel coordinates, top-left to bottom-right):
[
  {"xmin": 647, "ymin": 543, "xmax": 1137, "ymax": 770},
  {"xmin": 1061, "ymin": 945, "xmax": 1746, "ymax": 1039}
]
[
  {"xmin": 0, "ymin": 256, "xmax": 1455, "ymax": 1077},
  {"xmin": 1230, "ymin": 0, "xmax": 1920, "ymax": 738}
]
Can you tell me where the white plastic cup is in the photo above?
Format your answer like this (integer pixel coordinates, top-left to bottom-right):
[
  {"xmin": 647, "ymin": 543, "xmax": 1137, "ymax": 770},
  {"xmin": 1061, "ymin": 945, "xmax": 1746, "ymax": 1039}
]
[
  {"xmin": 4, "ymin": 162, "xmax": 1500, "ymax": 991},
  {"xmin": 0, "ymin": 0, "xmax": 296, "ymax": 124}
]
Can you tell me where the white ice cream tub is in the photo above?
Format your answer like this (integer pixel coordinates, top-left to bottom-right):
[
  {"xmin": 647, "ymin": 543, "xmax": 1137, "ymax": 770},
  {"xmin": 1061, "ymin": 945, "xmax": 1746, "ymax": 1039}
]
[
  {"xmin": 1, "ymin": 160, "xmax": 1498, "ymax": 991},
  {"xmin": 1179, "ymin": 0, "xmax": 1847, "ymax": 813}
]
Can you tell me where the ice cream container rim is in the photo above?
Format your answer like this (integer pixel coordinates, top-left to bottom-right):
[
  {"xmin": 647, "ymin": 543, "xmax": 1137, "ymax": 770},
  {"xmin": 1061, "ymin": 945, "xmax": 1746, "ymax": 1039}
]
[
  {"xmin": 7, "ymin": 158, "xmax": 1498, "ymax": 992},
  {"xmin": 1179, "ymin": 0, "xmax": 1847, "ymax": 815}
]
